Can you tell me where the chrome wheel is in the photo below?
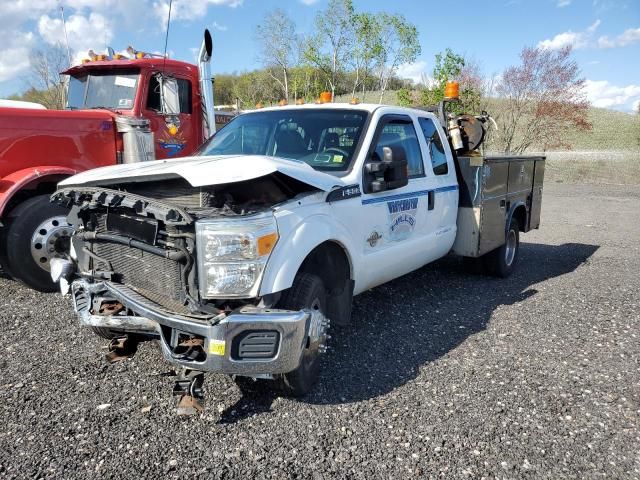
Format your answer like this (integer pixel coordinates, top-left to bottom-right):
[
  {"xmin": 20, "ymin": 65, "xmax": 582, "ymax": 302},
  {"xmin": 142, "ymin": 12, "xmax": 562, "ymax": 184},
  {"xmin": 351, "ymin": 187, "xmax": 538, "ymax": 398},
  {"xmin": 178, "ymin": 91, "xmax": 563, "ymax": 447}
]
[
  {"xmin": 505, "ymin": 228, "xmax": 517, "ymax": 267},
  {"xmin": 30, "ymin": 216, "xmax": 73, "ymax": 272}
]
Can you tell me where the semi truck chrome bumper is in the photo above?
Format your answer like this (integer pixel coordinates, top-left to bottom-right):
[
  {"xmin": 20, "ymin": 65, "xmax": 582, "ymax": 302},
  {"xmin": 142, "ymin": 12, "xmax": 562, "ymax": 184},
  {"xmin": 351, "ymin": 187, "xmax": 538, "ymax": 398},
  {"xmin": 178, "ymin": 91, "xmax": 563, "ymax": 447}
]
[{"xmin": 71, "ymin": 280, "xmax": 320, "ymax": 375}]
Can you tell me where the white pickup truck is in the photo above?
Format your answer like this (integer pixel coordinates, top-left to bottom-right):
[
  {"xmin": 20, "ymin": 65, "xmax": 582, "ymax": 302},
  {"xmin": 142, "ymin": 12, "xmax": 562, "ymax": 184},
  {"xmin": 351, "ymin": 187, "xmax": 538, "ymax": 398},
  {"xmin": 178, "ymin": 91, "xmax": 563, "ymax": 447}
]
[{"xmin": 52, "ymin": 101, "xmax": 545, "ymax": 412}]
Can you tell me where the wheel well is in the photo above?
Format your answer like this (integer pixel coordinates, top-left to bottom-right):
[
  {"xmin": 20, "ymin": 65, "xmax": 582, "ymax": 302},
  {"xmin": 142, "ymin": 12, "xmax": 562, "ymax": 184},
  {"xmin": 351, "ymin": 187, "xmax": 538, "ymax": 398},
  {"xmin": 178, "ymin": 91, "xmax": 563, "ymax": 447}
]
[
  {"xmin": 298, "ymin": 241, "xmax": 351, "ymax": 295},
  {"xmin": 297, "ymin": 241, "xmax": 354, "ymax": 326},
  {"xmin": 4, "ymin": 174, "xmax": 69, "ymax": 215},
  {"xmin": 512, "ymin": 205, "xmax": 527, "ymax": 232}
]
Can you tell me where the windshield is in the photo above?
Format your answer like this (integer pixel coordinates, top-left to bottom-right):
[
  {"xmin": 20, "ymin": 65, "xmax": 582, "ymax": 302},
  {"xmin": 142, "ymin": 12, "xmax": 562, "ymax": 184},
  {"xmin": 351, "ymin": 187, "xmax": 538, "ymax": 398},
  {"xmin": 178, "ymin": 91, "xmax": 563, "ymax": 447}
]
[
  {"xmin": 198, "ymin": 108, "xmax": 368, "ymax": 171},
  {"xmin": 67, "ymin": 69, "xmax": 139, "ymax": 110}
]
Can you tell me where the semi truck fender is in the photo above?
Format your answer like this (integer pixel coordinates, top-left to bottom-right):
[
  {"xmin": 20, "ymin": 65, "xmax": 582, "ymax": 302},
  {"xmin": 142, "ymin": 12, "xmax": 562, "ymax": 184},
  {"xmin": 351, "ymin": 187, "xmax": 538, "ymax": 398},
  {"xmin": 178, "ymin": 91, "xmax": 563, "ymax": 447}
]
[
  {"xmin": 506, "ymin": 200, "xmax": 528, "ymax": 233},
  {"xmin": 259, "ymin": 213, "xmax": 357, "ymax": 296},
  {"xmin": 0, "ymin": 166, "xmax": 77, "ymax": 217}
]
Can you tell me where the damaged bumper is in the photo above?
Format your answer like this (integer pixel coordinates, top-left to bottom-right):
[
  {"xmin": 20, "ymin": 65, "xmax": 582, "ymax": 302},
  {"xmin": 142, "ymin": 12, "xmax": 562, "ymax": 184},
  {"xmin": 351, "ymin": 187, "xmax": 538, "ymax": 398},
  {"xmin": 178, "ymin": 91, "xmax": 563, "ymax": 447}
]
[{"xmin": 72, "ymin": 279, "xmax": 321, "ymax": 376}]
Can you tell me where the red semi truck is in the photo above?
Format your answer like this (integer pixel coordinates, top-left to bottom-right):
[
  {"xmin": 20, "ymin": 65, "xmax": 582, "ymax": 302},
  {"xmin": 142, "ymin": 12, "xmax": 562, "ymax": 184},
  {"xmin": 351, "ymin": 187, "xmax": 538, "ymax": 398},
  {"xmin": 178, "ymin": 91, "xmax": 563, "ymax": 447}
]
[{"xmin": 0, "ymin": 30, "xmax": 225, "ymax": 292}]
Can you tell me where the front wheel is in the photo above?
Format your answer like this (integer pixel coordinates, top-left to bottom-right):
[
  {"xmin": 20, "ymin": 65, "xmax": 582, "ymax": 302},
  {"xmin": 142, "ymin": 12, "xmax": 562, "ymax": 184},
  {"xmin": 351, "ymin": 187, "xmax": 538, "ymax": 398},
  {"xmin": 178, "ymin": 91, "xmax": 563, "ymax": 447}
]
[
  {"xmin": 485, "ymin": 217, "xmax": 520, "ymax": 278},
  {"xmin": 5, "ymin": 195, "xmax": 73, "ymax": 292},
  {"xmin": 275, "ymin": 273, "xmax": 329, "ymax": 397}
]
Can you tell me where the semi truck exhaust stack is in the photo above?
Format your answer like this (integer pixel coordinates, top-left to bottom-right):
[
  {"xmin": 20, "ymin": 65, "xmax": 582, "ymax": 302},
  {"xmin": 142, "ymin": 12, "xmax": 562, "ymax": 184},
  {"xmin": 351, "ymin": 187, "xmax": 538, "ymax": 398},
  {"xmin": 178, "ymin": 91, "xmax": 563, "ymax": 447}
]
[{"xmin": 198, "ymin": 29, "xmax": 216, "ymax": 139}]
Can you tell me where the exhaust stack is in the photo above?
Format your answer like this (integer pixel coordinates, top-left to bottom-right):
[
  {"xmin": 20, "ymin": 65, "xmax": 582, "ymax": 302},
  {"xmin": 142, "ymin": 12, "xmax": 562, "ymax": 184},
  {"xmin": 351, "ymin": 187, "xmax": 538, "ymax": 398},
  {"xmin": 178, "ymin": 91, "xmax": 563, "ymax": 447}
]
[{"xmin": 198, "ymin": 29, "xmax": 216, "ymax": 139}]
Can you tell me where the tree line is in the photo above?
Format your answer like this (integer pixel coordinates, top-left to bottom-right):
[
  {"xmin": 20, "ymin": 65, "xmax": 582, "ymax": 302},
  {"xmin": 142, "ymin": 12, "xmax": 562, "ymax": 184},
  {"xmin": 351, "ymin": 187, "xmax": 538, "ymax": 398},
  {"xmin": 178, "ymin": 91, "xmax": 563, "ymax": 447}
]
[{"xmin": 215, "ymin": 0, "xmax": 420, "ymax": 106}]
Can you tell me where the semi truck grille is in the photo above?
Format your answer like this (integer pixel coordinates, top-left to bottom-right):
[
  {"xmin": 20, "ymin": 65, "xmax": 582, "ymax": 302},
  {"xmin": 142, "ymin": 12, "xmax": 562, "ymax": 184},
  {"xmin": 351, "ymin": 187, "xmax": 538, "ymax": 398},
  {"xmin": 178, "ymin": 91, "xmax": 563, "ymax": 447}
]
[{"xmin": 92, "ymin": 216, "xmax": 187, "ymax": 313}]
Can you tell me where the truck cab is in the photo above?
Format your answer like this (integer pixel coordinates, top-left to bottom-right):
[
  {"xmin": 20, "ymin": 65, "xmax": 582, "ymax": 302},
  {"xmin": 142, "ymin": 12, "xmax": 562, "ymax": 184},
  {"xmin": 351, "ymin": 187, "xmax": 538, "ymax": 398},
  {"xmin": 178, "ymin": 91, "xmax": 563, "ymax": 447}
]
[
  {"xmin": 51, "ymin": 101, "xmax": 545, "ymax": 413},
  {"xmin": 0, "ymin": 31, "xmax": 219, "ymax": 292}
]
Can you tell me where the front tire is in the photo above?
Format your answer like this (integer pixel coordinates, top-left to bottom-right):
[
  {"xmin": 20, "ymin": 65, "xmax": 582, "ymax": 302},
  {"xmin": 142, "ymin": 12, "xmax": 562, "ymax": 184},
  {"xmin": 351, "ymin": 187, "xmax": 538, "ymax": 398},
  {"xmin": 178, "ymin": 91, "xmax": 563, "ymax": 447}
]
[
  {"xmin": 275, "ymin": 273, "xmax": 328, "ymax": 397},
  {"xmin": 5, "ymin": 195, "xmax": 72, "ymax": 292}
]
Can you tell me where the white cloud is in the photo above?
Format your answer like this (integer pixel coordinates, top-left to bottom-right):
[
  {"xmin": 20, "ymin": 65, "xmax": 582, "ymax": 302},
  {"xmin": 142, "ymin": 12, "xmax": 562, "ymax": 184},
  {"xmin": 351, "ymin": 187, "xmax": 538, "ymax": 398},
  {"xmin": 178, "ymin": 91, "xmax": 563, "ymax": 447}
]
[
  {"xmin": 300, "ymin": 0, "xmax": 320, "ymax": 4},
  {"xmin": 38, "ymin": 12, "xmax": 113, "ymax": 62},
  {"xmin": 153, "ymin": 0, "xmax": 242, "ymax": 25},
  {"xmin": 396, "ymin": 61, "xmax": 431, "ymax": 86},
  {"xmin": 0, "ymin": 32, "xmax": 35, "ymax": 83},
  {"xmin": 584, "ymin": 79, "xmax": 640, "ymax": 111},
  {"xmin": 633, "ymin": 99, "xmax": 640, "ymax": 113},
  {"xmin": 557, "ymin": 0, "xmax": 572, "ymax": 7},
  {"xmin": 597, "ymin": 27, "xmax": 640, "ymax": 48},
  {"xmin": 538, "ymin": 20, "xmax": 600, "ymax": 50},
  {"xmin": 212, "ymin": 21, "xmax": 228, "ymax": 31}
]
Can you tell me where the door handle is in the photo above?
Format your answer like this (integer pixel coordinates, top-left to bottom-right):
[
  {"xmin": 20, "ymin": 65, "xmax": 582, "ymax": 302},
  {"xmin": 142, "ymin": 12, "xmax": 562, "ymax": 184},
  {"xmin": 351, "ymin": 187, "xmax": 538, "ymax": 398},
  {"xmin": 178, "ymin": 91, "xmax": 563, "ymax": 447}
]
[
  {"xmin": 428, "ymin": 191, "xmax": 435, "ymax": 210},
  {"xmin": 499, "ymin": 199, "xmax": 506, "ymax": 209}
]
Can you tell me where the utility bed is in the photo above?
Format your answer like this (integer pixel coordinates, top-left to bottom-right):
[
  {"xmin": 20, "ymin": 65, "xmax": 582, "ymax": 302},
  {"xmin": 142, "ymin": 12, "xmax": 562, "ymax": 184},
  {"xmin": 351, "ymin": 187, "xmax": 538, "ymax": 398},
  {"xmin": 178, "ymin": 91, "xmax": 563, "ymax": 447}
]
[{"xmin": 452, "ymin": 154, "xmax": 546, "ymax": 258}]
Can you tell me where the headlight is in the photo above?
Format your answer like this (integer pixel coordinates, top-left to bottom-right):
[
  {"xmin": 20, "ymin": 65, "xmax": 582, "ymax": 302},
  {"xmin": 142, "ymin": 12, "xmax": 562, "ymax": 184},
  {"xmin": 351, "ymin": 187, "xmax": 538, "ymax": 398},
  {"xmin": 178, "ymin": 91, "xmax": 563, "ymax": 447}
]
[{"xmin": 196, "ymin": 213, "xmax": 278, "ymax": 298}]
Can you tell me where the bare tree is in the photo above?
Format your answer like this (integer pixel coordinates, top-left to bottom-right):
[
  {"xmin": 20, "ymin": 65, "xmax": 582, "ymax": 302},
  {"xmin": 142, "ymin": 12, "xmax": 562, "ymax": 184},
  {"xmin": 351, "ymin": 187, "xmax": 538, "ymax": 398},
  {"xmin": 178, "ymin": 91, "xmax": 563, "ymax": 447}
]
[
  {"xmin": 304, "ymin": 0, "xmax": 355, "ymax": 101},
  {"xmin": 375, "ymin": 13, "xmax": 420, "ymax": 103},
  {"xmin": 28, "ymin": 43, "xmax": 70, "ymax": 109},
  {"xmin": 255, "ymin": 9, "xmax": 298, "ymax": 102},
  {"xmin": 495, "ymin": 46, "xmax": 591, "ymax": 153},
  {"xmin": 349, "ymin": 12, "xmax": 383, "ymax": 101}
]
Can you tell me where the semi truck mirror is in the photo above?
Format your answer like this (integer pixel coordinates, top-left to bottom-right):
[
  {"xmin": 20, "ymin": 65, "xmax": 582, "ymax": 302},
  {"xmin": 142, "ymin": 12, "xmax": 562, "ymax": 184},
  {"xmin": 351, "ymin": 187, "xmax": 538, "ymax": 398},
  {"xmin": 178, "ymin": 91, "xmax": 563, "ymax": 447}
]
[{"xmin": 159, "ymin": 76, "xmax": 180, "ymax": 115}]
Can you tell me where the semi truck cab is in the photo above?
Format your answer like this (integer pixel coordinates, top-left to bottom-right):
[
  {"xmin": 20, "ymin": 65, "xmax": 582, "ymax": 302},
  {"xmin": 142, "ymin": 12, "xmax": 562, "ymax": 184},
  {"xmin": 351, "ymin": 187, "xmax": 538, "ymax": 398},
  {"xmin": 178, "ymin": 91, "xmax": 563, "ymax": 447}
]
[{"xmin": 0, "ymin": 30, "xmax": 220, "ymax": 291}]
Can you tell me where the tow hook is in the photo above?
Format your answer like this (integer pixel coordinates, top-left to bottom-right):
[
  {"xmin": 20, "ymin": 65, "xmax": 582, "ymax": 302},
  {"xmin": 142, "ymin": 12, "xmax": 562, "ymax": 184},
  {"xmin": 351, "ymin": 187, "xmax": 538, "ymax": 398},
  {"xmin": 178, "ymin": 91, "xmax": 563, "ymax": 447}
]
[
  {"xmin": 105, "ymin": 336, "xmax": 139, "ymax": 363},
  {"xmin": 172, "ymin": 368, "xmax": 205, "ymax": 415}
]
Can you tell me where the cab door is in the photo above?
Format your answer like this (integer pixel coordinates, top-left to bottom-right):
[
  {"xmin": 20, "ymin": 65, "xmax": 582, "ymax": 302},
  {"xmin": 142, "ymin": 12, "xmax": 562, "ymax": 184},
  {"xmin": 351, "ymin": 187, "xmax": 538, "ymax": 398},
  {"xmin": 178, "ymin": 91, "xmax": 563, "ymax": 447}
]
[
  {"xmin": 357, "ymin": 114, "xmax": 440, "ymax": 290},
  {"xmin": 142, "ymin": 73, "xmax": 198, "ymax": 159}
]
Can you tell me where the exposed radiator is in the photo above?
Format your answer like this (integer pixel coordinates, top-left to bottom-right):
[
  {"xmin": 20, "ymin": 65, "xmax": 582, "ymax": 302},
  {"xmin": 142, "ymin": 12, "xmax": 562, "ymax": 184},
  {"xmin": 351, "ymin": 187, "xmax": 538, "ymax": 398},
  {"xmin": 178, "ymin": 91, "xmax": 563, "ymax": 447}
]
[{"xmin": 93, "ymin": 216, "xmax": 188, "ymax": 313}]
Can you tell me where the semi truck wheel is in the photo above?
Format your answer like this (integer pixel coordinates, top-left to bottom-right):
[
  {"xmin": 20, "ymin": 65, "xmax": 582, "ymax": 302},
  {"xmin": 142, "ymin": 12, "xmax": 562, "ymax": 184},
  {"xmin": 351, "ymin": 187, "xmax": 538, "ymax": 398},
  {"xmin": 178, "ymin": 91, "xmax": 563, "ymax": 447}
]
[
  {"xmin": 485, "ymin": 218, "xmax": 520, "ymax": 278},
  {"xmin": 275, "ymin": 273, "xmax": 328, "ymax": 397},
  {"xmin": 5, "ymin": 195, "xmax": 72, "ymax": 292}
]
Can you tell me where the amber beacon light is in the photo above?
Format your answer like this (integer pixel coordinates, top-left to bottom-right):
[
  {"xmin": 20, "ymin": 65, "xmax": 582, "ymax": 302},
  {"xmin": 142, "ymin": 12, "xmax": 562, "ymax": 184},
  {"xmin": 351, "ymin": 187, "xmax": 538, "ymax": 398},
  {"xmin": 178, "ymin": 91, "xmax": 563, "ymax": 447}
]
[{"xmin": 444, "ymin": 81, "xmax": 460, "ymax": 100}]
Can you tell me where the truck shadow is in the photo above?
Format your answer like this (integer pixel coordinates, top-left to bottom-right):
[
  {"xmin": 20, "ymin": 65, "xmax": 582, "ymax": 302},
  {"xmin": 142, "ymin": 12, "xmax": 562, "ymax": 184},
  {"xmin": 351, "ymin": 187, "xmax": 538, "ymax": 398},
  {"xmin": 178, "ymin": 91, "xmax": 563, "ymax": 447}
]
[{"xmin": 218, "ymin": 242, "xmax": 598, "ymax": 423}]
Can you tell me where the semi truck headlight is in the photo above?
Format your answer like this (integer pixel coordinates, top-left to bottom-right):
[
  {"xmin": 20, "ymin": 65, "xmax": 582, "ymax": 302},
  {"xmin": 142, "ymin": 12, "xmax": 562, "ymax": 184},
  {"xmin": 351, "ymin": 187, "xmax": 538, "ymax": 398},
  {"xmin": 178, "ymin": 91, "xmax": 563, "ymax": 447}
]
[{"xmin": 196, "ymin": 214, "xmax": 278, "ymax": 298}]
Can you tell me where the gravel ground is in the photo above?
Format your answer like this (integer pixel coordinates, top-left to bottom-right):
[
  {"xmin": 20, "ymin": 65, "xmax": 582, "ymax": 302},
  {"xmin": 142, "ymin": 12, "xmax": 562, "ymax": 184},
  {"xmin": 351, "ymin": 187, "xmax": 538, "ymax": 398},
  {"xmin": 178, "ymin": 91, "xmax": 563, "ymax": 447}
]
[{"xmin": 1, "ymin": 183, "xmax": 639, "ymax": 479}]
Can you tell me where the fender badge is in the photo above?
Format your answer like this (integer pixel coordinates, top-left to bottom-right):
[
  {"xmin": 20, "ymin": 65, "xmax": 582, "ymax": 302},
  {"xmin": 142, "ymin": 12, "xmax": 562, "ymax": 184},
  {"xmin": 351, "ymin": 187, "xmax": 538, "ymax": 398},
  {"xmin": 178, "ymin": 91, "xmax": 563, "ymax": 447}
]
[{"xmin": 367, "ymin": 231, "xmax": 383, "ymax": 247}]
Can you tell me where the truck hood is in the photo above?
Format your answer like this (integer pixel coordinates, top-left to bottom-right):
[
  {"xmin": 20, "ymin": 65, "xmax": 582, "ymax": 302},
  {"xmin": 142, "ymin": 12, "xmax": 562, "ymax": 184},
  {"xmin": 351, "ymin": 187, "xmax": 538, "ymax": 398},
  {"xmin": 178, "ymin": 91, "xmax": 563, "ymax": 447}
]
[{"xmin": 58, "ymin": 154, "xmax": 345, "ymax": 192}]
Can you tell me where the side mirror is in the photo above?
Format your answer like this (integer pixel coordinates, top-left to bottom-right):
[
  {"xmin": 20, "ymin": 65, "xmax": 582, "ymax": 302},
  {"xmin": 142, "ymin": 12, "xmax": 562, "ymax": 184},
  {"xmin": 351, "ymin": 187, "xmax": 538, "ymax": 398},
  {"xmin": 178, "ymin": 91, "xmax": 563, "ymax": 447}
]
[
  {"xmin": 158, "ymin": 75, "xmax": 180, "ymax": 114},
  {"xmin": 364, "ymin": 145, "xmax": 409, "ymax": 193}
]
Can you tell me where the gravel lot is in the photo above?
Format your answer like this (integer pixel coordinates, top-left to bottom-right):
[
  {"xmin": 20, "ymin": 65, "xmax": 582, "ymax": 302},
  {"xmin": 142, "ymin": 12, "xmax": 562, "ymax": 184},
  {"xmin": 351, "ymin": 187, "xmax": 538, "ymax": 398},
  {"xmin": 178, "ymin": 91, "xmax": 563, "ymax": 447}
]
[{"xmin": 1, "ymin": 183, "xmax": 639, "ymax": 479}]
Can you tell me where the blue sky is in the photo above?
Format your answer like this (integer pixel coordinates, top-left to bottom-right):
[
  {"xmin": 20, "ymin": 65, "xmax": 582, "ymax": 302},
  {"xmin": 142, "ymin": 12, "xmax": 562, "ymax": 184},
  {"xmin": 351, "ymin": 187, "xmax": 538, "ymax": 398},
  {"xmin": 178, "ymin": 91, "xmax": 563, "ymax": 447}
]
[{"xmin": 1, "ymin": 0, "xmax": 639, "ymax": 111}]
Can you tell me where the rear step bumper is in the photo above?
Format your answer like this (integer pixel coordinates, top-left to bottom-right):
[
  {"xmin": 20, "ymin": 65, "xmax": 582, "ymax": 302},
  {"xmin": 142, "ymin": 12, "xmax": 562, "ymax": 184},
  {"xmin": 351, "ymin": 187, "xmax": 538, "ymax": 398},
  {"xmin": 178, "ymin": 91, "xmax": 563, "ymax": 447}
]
[{"xmin": 71, "ymin": 280, "xmax": 315, "ymax": 375}]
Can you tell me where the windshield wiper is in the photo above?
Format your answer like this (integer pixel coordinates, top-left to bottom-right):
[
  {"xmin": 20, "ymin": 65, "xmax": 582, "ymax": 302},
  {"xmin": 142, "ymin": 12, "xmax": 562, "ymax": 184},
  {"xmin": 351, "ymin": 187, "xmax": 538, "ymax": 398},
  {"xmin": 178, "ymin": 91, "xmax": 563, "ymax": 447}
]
[{"xmin": 89, "ymin": 106, "xmax": 115, "ymax": 110}]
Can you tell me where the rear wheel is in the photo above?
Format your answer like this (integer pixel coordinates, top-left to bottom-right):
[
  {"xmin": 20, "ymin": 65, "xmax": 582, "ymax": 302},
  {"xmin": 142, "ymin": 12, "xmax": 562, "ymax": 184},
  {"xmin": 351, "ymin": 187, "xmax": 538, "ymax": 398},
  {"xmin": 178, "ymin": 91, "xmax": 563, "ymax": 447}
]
[
  {"xmin": 5, "ymin": 195, "xmax": 72, "ymax": 292},
  {"xmin": 485, "ymin": 217, "xmax": 520, "ymax": 278}
]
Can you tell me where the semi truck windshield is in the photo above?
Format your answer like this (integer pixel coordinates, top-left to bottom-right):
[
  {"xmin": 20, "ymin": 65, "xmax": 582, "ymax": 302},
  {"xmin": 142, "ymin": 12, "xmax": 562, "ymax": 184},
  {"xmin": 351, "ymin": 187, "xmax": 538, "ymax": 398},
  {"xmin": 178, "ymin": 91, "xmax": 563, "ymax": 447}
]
[
  {"xmin": 198, "ymin": 109, "xmax": 368, "ymax": 171},
  {"xmin": 67, "ymin": 70, "xmax": 139, "ymax": 110}
]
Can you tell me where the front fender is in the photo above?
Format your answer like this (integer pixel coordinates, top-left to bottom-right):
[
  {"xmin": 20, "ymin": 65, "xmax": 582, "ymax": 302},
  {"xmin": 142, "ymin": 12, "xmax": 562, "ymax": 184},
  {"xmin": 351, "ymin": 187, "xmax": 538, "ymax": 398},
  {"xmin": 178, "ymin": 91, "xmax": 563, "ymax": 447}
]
[
  {"xmin": 0, "ymin": 166, "xmax": 77, "ymax": 217},
  {"xmin": 259, "ymin": 211, "xmax": 357, "ymax": 296}
]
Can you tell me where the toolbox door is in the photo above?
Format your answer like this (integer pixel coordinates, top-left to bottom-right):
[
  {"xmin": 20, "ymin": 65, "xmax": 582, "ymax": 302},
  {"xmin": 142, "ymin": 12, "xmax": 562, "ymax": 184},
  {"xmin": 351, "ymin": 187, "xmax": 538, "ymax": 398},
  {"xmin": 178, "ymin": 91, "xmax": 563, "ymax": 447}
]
[
  {"xmin": 529, "ymin": 159, "xmax": 545, "ymax": 230},
  {"xmin": 479, "ymin": 160, "xmax": 509, "ymax": 255}
]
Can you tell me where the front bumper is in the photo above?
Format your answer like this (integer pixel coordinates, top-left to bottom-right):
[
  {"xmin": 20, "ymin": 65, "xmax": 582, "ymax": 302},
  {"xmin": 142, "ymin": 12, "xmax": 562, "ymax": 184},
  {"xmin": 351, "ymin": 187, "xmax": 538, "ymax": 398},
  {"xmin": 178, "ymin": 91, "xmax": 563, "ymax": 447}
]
[{"xmin": 71, "ymin": 280, "xmax": 320, "ymax": 375}]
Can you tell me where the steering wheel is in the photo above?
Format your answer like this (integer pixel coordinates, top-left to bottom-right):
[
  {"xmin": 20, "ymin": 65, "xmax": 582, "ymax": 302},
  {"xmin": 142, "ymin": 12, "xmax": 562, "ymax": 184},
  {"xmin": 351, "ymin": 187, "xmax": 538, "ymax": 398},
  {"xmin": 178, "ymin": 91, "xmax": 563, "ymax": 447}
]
[{"xmin": 323, "ymin": 147, "xmax": 350, "ymax": 158}]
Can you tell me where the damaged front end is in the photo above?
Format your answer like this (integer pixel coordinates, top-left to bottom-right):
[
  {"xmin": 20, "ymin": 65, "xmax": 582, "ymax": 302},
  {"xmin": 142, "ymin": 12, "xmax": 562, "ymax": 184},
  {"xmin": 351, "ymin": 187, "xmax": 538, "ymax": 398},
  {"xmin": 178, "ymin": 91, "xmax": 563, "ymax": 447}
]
[{"xmin": 51, "ymin": 174, "xmax": 328, "ymax": 379}]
